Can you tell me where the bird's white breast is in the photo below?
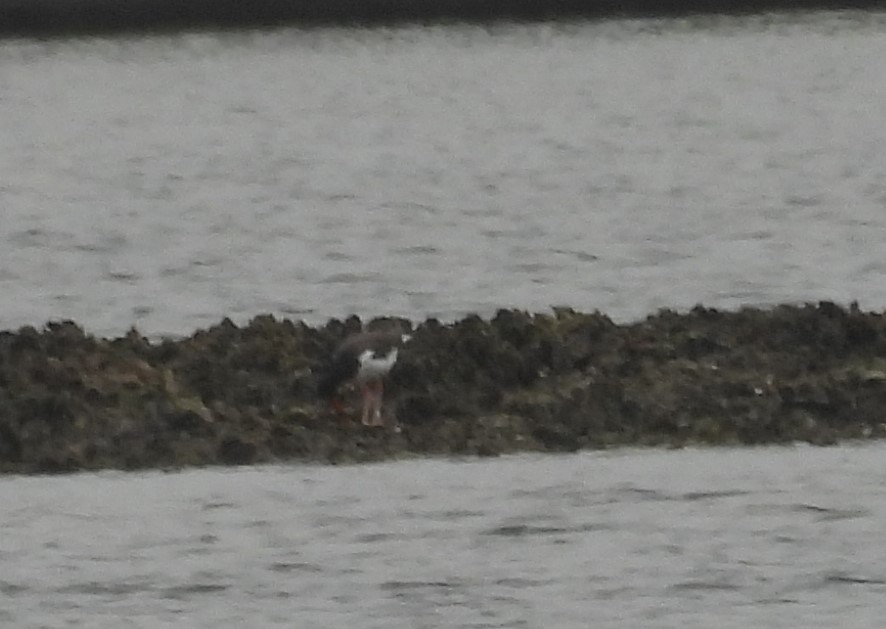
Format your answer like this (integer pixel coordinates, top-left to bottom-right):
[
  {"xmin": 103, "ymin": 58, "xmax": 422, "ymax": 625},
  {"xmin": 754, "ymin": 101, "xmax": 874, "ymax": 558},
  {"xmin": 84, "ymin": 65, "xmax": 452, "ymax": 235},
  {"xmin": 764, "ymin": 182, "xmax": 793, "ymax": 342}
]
[{"xmin": 356, "ymin": 348, "xmax": 398, "ymax": 381}]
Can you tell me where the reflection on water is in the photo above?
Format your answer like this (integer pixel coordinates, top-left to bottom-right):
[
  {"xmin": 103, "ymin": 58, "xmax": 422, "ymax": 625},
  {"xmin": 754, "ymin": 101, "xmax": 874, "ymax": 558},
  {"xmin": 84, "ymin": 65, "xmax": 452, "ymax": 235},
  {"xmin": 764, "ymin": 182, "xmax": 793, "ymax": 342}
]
[
  {"xmin": 2, "ymin": 444, "xmax": 886, "ymax": 627},
  {"xmin": 1, "ymin": 14, "xmax": 886, "ymax": 336}
]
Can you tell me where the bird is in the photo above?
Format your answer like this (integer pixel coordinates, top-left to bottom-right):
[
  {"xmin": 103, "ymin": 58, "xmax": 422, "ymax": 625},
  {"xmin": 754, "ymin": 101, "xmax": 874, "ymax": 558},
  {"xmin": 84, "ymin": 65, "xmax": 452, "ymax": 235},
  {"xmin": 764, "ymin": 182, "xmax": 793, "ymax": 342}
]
[{"xmin": 317, "ymin": 329, "xmax": 411, "ymax": 426}]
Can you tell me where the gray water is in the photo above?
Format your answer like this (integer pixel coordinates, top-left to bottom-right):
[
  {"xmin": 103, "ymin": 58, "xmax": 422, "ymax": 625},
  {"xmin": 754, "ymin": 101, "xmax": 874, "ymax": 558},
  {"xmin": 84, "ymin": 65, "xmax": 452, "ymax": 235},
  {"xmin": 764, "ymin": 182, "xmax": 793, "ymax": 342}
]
[
  {"xmin": 3, "ymin": 444, "xmax": 886, "ymax": 628},
  {"xmin": 4, "ymin": 12, "xmax": 886, "ymax": 627},
  {"xmin": 3, "ymin": 12, "xmax": 886, "ymax": 337}
]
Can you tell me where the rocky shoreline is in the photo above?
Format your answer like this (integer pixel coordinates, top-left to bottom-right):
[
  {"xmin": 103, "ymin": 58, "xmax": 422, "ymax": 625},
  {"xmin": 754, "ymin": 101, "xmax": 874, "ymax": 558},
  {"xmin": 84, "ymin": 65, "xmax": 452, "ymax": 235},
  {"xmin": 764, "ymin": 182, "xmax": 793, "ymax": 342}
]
[{"xmin": 1, "ymin": 302, "xmax": 885, "ymax": 474}]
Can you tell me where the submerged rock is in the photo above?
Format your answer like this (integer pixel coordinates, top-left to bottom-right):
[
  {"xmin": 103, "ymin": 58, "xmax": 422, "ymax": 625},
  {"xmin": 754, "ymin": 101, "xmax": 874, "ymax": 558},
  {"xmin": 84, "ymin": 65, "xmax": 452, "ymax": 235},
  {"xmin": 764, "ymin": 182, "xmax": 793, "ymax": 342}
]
[{"xmin": 1, "ymin": 302, "xmax": 885, "ymax": 474}]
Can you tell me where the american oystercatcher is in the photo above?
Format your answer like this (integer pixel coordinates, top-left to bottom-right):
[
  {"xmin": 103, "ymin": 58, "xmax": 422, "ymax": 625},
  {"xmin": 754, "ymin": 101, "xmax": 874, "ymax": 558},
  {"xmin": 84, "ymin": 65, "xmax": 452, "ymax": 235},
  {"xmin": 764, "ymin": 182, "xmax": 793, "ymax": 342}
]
[{"xmin": 317, "ymin": 330, "xmax": 411, "ymax": 426}]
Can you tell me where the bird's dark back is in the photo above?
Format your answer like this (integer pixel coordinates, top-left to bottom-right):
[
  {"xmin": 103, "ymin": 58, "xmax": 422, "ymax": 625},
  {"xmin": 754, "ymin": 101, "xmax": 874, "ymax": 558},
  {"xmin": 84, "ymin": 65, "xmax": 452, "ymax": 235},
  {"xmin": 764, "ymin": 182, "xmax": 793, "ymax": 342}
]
[
  {"xmin": 316, "ymin": 330, "xmax": 405, "ymax": 399},
  {"xmin": 335, "ymin": 330, "xmax": 404, "ymax": 359}
]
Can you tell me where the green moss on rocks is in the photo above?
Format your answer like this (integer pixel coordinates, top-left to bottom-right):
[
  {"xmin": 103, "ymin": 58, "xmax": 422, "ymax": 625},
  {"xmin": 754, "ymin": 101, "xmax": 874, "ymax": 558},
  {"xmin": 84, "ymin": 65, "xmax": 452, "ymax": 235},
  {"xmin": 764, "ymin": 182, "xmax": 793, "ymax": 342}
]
[{"xmin": 1, "ymin": 302, "xmax": 885, "ymax": 474}]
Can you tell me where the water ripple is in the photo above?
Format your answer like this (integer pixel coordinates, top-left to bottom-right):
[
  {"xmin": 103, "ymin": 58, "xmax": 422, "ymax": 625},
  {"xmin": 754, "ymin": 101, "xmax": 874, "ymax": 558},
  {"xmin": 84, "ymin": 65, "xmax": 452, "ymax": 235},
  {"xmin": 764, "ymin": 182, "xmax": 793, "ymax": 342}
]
[
  {"xmin": 0, "ymin": 445, "xmax": 885, "ymax": 626},
  {"xmin": 2, "ymin": 15, "xmax": 886, "ymax": 335}
]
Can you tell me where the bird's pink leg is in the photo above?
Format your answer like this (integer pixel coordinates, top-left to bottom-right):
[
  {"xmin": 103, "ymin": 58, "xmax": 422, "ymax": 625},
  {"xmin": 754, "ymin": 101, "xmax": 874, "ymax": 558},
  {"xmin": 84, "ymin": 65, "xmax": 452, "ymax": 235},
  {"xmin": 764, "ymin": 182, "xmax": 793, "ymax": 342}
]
[
  {"xmin": 360, "ymin": 385, "xmax": 372, "ymax": 426},
  {"xmin": 360, "ymin": 380, "xmax": 383, "ymax": 426},
  {"xmin": 373, "ymin": 379, "xmax": 385, "ymax": 426}
]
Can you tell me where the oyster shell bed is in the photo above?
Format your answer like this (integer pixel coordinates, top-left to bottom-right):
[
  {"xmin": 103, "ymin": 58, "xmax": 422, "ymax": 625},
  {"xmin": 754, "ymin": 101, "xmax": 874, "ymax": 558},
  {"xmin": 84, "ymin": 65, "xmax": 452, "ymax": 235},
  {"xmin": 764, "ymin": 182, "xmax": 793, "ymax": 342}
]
[{"xmin": 1, "ymin": 302, "xmax": 885, "ymax": 474}]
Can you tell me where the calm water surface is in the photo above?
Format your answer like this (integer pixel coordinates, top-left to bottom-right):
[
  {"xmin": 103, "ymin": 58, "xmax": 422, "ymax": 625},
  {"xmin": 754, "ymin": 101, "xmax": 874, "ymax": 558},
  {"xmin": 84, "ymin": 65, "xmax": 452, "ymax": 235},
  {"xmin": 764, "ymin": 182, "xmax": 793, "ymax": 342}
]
[
  {"xmin": 4, "ymin": 13, "xmax": 886, "ymax": 627},
  {"xmin": 2, "ymin": 12, "xmax": 886, "ymax": 337},
  {"xmin": 3, "ymin": 444, "xmax": 886, "ymax": 628}
]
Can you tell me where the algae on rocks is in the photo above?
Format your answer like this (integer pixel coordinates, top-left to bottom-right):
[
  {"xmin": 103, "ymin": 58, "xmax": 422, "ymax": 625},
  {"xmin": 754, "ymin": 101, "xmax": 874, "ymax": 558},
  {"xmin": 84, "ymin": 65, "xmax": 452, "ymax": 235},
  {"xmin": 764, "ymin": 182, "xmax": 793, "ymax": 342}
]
[{"xmin": 0, "ymin": 302, "xmax": 885, "ymax": 474}]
